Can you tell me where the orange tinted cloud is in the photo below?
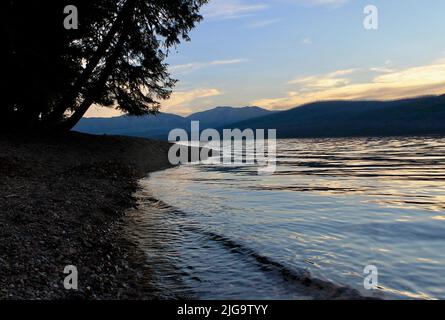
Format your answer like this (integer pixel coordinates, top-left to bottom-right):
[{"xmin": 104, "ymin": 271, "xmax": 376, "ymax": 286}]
[{"xmin": 252, "ymin": 59, "xmax": 445, "ymax": 110}]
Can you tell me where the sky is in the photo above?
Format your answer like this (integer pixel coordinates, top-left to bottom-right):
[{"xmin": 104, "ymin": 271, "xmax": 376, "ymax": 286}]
[{"xmin": 85, "ymin": 0, "xmax": 445, "ymax": 117}]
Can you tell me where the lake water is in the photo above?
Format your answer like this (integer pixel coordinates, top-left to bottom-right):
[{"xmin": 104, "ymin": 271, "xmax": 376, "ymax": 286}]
[{"xmin": 127, "ymin": 137, "xmax": 445, "ymax": 299}]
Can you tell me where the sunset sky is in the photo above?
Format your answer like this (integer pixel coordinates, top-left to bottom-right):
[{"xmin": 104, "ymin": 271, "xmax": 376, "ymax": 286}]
[{"xmin": 86, "ymin": 0, "xmax": 445, "ymax": 117}]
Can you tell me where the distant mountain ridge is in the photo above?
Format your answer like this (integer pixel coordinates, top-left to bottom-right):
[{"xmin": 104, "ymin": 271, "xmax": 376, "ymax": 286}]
[
  {"xmin": 74, "ymin": 112, "xmax": 187, "ymax": 136},
  {"xmin": 186, "ymin": 106, "xmax": 272, "ymax": 127},
  {"xmin": 74, "ymin": 106, "xmax": 274, "ymax": 139},
  {"xmin": 224, "ymin": 95, "xmax": 445, "ymax": 138},
  {"xmin": 74, "ymin": 95, "xmax": 445, "ymax": 140}
]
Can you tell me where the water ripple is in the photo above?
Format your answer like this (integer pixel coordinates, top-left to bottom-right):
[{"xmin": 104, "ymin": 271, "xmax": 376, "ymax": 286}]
[{"xmin": 130, "ymin": 137, "xmax": 445, "ymax": 299}]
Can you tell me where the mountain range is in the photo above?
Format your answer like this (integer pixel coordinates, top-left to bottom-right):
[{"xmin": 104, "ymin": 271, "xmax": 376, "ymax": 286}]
[
  {"xmin": 74, "ymin": 106, "xmax": 274, "ymax": 139},
  {"xmin": 74, "ymin": 95, "xmax": 445, "ymax": 140},
  {"xmin": 226, "ymin": 95, "xmax": 445, "ymax": 138}
]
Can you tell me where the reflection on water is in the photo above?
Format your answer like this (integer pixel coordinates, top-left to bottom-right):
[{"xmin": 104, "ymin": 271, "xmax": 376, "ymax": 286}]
[{"xmin": 129, "ymin": 137, "xmax": 445, "ymax": 300}]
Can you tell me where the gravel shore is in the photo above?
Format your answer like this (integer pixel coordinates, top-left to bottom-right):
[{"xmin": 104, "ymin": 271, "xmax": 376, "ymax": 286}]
[{"xmin": 0, "ymin": 132, "xmax": 174, "ymax": 299}]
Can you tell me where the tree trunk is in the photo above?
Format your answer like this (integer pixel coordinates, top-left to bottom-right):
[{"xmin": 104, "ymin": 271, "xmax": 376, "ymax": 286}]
[
  {"xmin": 57, "ymin": 29, "xmax": 128, "ymax": 132},
  {"xmin": 44, "ymin": 0, "xmax": 136, "ymax": 124}
]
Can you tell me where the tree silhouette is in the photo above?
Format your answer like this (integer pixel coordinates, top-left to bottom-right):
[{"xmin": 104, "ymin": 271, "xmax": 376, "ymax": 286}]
[{"xmin": 1, "ymin": 0, "xmax": 207, "ymax": 132}]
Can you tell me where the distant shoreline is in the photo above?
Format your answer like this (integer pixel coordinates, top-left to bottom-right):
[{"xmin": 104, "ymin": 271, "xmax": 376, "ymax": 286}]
[
  {"xmin": 0, "ymin": 132, "xmax": 174, "ymax": 299},
  {"xmin": 272, "ymin": 133, "xmax": 445, "ymax": 140}
]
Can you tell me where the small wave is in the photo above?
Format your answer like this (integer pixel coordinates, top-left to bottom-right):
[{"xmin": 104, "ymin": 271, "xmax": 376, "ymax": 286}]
[
  {"xmin": 131, "ymin": 191, "xmax": 377, "ymax": 300},
  {"xmin": 188, "ymin": 227, "xmax": 370, "ymax": 300}
]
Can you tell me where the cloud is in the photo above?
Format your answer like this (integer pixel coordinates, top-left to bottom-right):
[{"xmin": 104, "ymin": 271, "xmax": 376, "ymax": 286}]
[
  {"xmin": 369, "ymin": 67, "xmax": 395, "ymax": 74},
  {"xmin": 201, "ymin": 0, "xmax": 268, "ymax": 20},
  {"xmin": 301, "ymin": 37, "xmax": 313, "ymax": 45},
  {"xmin": 169, "ymin": 59, "xmax": 247, "ymax": 75},
  {"xmin": 84, "ymin": 104, "xmax": 123, "ymax": 118},
  {"xmin": 200, "ymin": 0, "xmax": 349, "ymax": 24},
  {"xmin": 287, "ymin": 68, "xmax": 359, "ymax": 88},
  {"xmin": 287, "ymin": 0, "xmax": 349, "ymax": 7},
  {"xmin": 161, "ymin": 88, "xmax": 222, "ymax": 114},
  {"xmin": 369, "ymin": 60, "xmax": 395, "ymax": 73},
  {"xmin": 252, "ymin": 59, "xmax": 445, "ymax": 110},
  {"xmin": 245, "ymin": 19, "xmax": 281, "ymax": 29},
  {"xmin": 201, "ymin": 0, "xmax": 348, "ymax": 22},
  {"xmin": 84, "ymin": 88, "xmax": 222, "ymax": 118}
]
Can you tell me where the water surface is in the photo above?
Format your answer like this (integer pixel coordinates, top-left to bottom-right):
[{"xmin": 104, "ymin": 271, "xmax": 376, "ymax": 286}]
[{"xmin": 128, "ymin": 137, "xmax": 445, "ymax": 299}]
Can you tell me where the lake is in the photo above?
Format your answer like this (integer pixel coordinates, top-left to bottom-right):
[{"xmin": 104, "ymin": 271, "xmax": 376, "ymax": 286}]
[{"xmin": 127, "ymin": 137, "xmax": 445, "ymax": 299}]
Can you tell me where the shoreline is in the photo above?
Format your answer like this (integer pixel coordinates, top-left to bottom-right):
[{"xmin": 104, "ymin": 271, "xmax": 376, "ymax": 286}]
[
  {"xmin": 129, "ymin": 178, "xmax": 376, "ymax": 301},
  {"xmin": 0, "ymin": 132, "xmax": 175, "ymax": 299},
  {"xmin": 0, "ymin": 132, "xmax": 377, "ymax": 300}
]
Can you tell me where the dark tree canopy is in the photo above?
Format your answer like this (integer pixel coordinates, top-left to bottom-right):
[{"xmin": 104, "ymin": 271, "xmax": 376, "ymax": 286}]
[{"xmin": 1, "ymin": 0, "xmax": 208, "ymax": 132}]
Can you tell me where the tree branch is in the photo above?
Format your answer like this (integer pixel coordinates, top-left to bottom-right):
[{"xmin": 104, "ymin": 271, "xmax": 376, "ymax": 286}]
[
  {"xmin": 44, "ymin": 0, "xmax": 136, "ymax": 124},
  {"xmin": 59, "ymin": 27, "xmax": 129, "ymax": 131}
]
